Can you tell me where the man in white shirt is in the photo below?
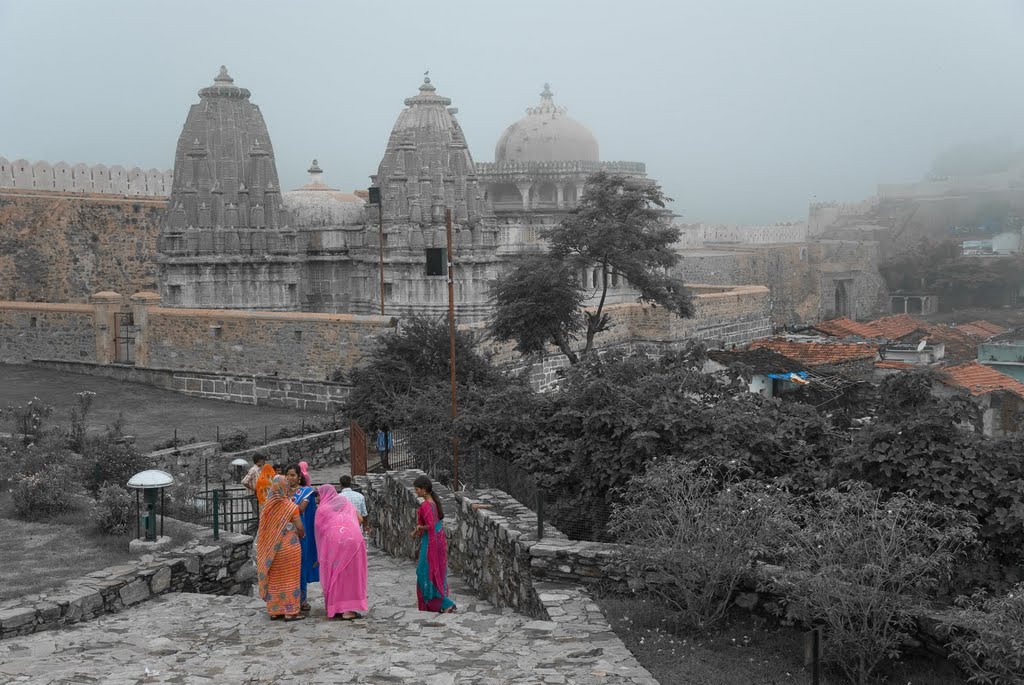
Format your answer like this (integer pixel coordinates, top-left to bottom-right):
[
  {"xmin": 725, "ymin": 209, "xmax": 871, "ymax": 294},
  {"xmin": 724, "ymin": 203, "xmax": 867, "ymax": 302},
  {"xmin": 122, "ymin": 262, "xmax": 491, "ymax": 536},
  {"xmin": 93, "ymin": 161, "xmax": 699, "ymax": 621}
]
[
  {"xmin": 241, "ymin": 454, "xmax": 266, "ymax": 494},
  {"xmin": 339, "ymin": 475, "xmax": 369, "ymax": 533}
]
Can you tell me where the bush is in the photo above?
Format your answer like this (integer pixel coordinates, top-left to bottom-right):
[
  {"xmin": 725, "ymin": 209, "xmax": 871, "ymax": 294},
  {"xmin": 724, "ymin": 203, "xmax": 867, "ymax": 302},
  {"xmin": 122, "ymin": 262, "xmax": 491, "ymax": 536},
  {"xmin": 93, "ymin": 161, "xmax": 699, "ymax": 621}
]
[
  {"xmin": 84, "ymin": 438, "xmax": 150, "ymax": 495},
  {"xmin": 91, "ymin": 484, "xmax": 134, "ymax": 535},
  {"xmin": 609, "ymin": 459, "xmax": 788, "ymax": 629},
  {"xmin": 1, "ymin": 397, "xmax": 53, "ymax": 446},
  {"xmin": 769, "ymin": 485, "xmax": 977, "ymax": 685},
  {"xmin": 219, "ymin": 429, "xmax": 250, "ymax": 452},
  {"xmin": 941, "ymin": 583, "xmax": 1024, "ymax": 684},
  {"xmin": 67, "ymin": 391, "xmax": 96, "ymax": 453},
  {"xmin": 10, "ymin": 463, "xmax": 80, "ymax": 519},
  {"xmin": 150, "ymin": 434, "xmax": 200, "ymax": 451}
]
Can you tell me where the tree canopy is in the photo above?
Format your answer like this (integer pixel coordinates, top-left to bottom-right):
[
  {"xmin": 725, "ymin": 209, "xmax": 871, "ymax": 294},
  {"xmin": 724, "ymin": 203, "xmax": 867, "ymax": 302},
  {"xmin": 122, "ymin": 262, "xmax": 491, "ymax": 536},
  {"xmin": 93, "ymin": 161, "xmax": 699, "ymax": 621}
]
[{"xmin": 489, "ymin": 172, "xmax": 694, "ymax": 364}]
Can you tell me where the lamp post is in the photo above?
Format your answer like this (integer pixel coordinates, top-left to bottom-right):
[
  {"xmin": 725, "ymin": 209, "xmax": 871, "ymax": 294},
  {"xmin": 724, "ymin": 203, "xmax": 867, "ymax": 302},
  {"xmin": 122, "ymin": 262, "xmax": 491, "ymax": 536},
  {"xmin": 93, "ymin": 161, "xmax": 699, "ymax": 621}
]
[
  {"xmin": 126, "ymin": 469, "xmax": 174, "ymax": 542},
  {"xmin": 231, "ymin": 457, "xmax": 249, "ymax": 484}
]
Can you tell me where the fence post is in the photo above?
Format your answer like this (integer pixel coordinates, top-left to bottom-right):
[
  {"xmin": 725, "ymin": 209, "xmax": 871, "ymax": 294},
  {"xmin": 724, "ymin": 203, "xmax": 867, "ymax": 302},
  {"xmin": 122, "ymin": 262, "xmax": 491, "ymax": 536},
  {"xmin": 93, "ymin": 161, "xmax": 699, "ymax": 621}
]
[
  {"xmin": 537, "ymin": 490, "xmax": 545, "ymax": 540},
  {"xmin": 264, "ymin": 425, "xmax": 268, "ymax": 445},
  {"xmin": 213, "ymin": 490, "xmax": 220, "ymax": 541}
]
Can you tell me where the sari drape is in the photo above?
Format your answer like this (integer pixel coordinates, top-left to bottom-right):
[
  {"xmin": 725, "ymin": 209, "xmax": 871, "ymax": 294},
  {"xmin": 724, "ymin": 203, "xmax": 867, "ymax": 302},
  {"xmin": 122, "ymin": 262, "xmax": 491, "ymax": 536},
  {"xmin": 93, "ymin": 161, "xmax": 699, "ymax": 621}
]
[
  {"xmin": 314, "ymin": 484, "xmax": 368, "ymax": 616},
  {"xmin": 416, "ymin": 499, "xmax": 455, "ymax": 613},
  {"xmin": 256, "ymin": 476, "xmax": 301, "ymax": 617},
  {"xmin": 292, "ymin": 485, "xmax": 319, "ymax": 602},
  {"xmin": 254, "ymin": 464, "xmax": 276, "ymax": 506}
]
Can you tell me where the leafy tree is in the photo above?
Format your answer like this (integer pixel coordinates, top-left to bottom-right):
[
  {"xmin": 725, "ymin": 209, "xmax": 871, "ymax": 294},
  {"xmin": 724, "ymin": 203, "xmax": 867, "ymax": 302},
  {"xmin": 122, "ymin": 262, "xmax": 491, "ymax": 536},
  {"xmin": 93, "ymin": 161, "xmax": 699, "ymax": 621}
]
[
  {"xmin": 489, "ymin": 255, "xmax": 585, "ymax": 363},
  {"xmin": 344, "ymin": 314, "xmax": 514, "ymax": 459},
  {"xmin": 836, "ymin": 371, "xmax": 1024, "ymax": 561},
  {"xmin": 489, "ymin": 172, "xmax": 694, "ymax": 364}
]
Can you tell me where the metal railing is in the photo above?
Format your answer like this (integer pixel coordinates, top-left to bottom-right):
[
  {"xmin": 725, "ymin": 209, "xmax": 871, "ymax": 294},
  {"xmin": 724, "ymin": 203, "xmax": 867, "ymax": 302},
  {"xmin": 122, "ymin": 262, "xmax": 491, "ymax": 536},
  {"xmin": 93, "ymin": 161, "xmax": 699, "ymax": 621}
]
[{"xmin": 195, "ymin": 486, "xmax": 259, "ymax": 540}]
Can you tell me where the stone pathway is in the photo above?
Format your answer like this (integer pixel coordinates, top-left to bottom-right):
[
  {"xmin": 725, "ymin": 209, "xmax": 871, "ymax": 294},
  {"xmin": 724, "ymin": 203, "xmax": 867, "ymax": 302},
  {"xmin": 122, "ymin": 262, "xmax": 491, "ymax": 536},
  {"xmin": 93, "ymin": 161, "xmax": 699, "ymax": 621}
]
[{"xmin": 0, "ymin": 547, "xmax": 657, "ymax": 684}]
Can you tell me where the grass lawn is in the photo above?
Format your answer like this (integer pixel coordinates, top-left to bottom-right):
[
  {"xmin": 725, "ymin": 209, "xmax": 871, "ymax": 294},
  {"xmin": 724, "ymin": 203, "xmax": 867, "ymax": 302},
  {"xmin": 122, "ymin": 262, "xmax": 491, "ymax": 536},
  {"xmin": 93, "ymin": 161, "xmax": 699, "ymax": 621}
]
[
  {"xmin": 0, "ymin": 492, "xmax": 202, "ymax": 602},
  {"xmin": 595, "ymin": 594, "xmax": 968, "ymax": 685},
  {"xmin": 0, "ymin": 364, "xmax": 318, "ymax": 451}
]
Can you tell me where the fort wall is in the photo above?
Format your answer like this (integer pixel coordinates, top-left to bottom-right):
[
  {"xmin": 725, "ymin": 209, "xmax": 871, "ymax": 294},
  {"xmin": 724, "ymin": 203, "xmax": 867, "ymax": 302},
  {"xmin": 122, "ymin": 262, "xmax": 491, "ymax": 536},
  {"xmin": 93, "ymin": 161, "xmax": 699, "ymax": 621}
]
[
  {"xmin": 0, "ymin": 190, "xmax": 164, "ymax": 302},
  {"xmin": 0, "ymin": 157, "xmax": 172, "ymax": 197}
]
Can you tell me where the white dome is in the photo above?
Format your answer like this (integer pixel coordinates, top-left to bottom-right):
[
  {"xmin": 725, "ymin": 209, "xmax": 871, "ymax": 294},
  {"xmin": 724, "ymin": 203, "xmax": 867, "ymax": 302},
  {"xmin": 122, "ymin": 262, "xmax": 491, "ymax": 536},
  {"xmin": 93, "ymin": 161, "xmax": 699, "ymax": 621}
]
[
  {"xmin": 495, "ymin": 84, "xmax": 599, "ymax": 164},
  {"xmin": 283, "ymin": 160, "xmax": 366, "ymax": 227}
]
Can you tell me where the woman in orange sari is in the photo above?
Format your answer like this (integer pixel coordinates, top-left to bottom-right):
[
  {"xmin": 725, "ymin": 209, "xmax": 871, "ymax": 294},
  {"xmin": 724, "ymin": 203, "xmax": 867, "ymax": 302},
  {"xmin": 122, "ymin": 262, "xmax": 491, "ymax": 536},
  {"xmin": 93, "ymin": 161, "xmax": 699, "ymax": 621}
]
[
  {"xmin": 256, "ymin": 476, "xmax": 305, "ymax": 621},
  {"xmin": 254, "ymin": 463, "xmax": 276, "ymax": 507}
]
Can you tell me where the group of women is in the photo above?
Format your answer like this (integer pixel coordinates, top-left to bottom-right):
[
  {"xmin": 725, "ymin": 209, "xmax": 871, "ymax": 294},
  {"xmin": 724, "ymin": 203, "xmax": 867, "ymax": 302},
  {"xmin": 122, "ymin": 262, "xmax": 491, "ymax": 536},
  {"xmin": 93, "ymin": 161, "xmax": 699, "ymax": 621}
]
[{"xmin": 253, "ymin": 462, "xmax": 455, "ymax": 621}]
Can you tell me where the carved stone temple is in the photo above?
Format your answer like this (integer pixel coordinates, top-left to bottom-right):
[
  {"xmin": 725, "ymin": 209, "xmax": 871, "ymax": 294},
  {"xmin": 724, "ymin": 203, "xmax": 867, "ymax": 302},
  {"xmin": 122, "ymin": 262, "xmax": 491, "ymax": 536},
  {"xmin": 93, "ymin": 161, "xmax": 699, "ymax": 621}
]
[{"xmin": 154, "ymin": 70, "xmax": 652, "ymax": 320}]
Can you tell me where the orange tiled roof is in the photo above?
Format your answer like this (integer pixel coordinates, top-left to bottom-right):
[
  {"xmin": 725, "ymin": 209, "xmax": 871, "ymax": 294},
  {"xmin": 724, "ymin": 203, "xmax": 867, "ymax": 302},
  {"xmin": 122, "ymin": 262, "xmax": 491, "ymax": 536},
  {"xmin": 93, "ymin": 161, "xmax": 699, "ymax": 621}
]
[
  {"xmin": 958, "ymin": 320, "xmax": 1008, "ymax": 338},
  {"xmin": 813, "ymin": 317, "xmax": 878, "ymax": 338},
  {"xmin": 875, "ymin": 360, "xmax": 916, "ymax": 370},
  {"xmin": 940, "ymin": 361, "xmax": 1024, "ymax": 399},
  {"xmin": 750, "ymin": 338, "xmax": 879, "ymax": 367},
  {"xmin": 863, "ymin": 314, "xmax": 927, "ymax": 340}
]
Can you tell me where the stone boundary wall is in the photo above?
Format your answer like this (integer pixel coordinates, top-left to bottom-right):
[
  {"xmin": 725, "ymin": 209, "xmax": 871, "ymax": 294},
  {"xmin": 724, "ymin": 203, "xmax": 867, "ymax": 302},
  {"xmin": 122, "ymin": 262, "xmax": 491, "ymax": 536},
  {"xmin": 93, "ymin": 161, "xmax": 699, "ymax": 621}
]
[
  {"xmin": 0, "ymin": 302, "xmax": 97, "ymax": 364},
  {"xmin": 0, "ymin": 156, "xmax": 172, "ymax": 197},
  {"xmin": 360, "ymin": 470, "xmax": 966, "ymax": 661},
  {"xmin": 31, "ymin": 359, "xmax": 351, "ymax": 412},
  {"xmin": 145, "ymin": 429, "xmax": 348, "ymax": 483},
  {"xmin": 362, "ymin": 470, "xmax": 608, "ymax": 622},
  {"xmin": 0, "ymin": 526, "xmax": 253, "ymax": 640}
]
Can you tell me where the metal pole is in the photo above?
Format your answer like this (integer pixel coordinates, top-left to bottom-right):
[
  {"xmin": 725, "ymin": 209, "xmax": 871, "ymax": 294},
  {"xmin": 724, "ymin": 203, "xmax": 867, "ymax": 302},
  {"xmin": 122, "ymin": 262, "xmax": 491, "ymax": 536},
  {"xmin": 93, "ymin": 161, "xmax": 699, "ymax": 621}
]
[
  {"xmin": 378, "ymin": 194, "xmax": 386, "ymax": 315},
  {"xmin": 213, "ymin": 490, "xmax": 220, "ymax": 541},
  {"xmin": 445, "ymin": 208, "xmax": 459, "ymax": 491},
  {"xmin": 537, "ymin": 490, "xmax": 545, "ymax": 540}
]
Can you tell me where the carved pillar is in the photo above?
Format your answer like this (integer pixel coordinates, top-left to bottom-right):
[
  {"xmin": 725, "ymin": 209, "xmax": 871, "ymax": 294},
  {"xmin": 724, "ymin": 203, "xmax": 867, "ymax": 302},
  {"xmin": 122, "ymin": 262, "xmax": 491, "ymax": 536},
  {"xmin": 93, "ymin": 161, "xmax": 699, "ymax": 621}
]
[
  {"xmin": 516, "ymin": 181, "xmax": 532, "ymax": 211},
  {"xmin": 556, "ymin": 183, "xmax": 565, "ymax": 209}
]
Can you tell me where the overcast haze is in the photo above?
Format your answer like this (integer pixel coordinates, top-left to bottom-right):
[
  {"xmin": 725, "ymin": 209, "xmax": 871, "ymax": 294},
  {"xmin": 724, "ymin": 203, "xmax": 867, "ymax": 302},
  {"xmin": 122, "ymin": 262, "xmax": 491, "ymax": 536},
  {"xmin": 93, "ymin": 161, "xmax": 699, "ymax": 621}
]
[{"xmin": 2, "ymin": 0, "xmax": 1023, "ymax": 224}]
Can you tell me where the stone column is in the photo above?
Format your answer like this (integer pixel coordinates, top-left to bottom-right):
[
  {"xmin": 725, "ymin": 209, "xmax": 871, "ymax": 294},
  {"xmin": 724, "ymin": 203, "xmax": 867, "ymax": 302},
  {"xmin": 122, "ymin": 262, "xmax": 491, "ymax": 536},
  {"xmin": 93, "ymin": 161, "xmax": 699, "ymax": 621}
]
[
  {"xmin": 90, "ymin": 291, "xmax": 123, "ymax": 365},
  {"xmin": 556, "ymin": 183, "xmax": 565, "ymax": 209},
  {"xmin": 516, "ymin": 182, "xmax": 533, "ymax": 211},
  {"xmin": 129, "ymin": 291, "xmax": 161, "ymax": 367},
  {"xmin": 574, "ymin": 183, "xmax": 585, "ymax": 207}
]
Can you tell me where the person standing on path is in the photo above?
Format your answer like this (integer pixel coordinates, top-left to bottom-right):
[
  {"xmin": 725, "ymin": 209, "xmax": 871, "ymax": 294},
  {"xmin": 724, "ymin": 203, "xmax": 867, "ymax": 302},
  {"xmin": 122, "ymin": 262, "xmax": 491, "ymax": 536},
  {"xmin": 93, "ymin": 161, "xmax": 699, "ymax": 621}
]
[
  {"xmin": 338, "ymin": 475, "xmax": 369, "ymax": 533},
  {"xmin": 315, "ymin": 484, "xmax": 368, "ymax": 620},
  {"xmin": 411, "ymin": 475, "xmax": 456, "ymax": 614},
  {"xmin": 375, "ymin": 428, "xmax": 393, "ymax": 470},
  {"xmin": 254, "ymin": 462, "xmax": 276, "ymax": 507},
  {"xmin": 286, "ymin": 463, "xmax": 319, "ymax": 612},
  {"xmin": 256, "ymin": 476, "xmax": 305, "ymax": 621},
  {"xmin": 241, "ymin": 454, "xmax": 266, "ymax": 494}
]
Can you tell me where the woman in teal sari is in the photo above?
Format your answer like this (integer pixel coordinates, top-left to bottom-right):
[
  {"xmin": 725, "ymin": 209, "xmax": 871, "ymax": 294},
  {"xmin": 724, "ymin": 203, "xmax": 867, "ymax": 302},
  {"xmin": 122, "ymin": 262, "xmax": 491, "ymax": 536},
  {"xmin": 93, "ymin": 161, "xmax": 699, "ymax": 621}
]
[{"xmin": 410, "ymin": 475, "xmax": 456, "ymax": 613}]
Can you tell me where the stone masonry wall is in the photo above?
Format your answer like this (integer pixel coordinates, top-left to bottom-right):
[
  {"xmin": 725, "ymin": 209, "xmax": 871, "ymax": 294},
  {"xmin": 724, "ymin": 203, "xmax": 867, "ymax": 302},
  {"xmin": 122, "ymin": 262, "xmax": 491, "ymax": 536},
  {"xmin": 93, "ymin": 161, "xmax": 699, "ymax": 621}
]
[
  {"xmin": 0, "ymin": 157, "xmax": 173, "ymax": 196},
  {"xmin": 363, "ymin": 470, "xmax": 615, "ymax": 624},
  {"xmin": 0, "ymin": 190, "xmax": 164, "ymax": 302},
  {"xmin": 0, "ymin": 526, "xmax": 252, "ymax": 640},
  {"xmin": 144, "ymin": 307, "xmax": 394, "ymax": 380},
  {"xmin": 31, "ymin": 360, "xmax": 351, "ymax": 412},
  {"xmin": 146, "ymin": 429, "xmax": 348, "ymax": 484},
  {"xmin": 0, "ymin": 302, "xmax": 97, "ymax": 364}
]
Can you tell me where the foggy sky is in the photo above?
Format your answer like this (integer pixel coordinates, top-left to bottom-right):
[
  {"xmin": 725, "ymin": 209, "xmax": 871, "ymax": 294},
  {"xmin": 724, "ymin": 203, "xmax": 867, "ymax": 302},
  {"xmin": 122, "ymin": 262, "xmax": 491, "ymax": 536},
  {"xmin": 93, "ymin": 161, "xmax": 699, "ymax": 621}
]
[{"xmin": 1, "ymin": 0, "xmax": 1022, "ymax": 224}]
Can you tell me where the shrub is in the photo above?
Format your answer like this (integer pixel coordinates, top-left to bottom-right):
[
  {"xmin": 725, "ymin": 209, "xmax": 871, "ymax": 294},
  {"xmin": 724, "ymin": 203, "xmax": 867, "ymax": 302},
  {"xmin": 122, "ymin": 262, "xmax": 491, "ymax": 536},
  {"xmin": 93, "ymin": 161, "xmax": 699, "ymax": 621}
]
[
  {"xmin": 150, "ymin": 434, "xmax": 200, "ymax": 451},
  {"xmin": 1, "ymin": 397, "xmax": 53, "ymax": 446},
  {"xmin": 67, "ymin": 391, "xmax": 96, "ymax": 452},
  {"xmin": 769, "ymin": 485, "xmax": 977, "ymax": 685},
  {"xmin": 219, "ymin": 429, "xmax": 250, "ymax": 453},
  {"xmin": 609, "ymin": 459, "xmax": 788, "ymax": 629},
  {"xmin": 10, "ymin": 463, "xmax": 79, "ymax": 519},
  {"xmin": 91, "ymin": 484, "xmax": 134, "ymax": 535},
  {"xmin": 940, "ymin": 583, "xmax": 1024, "ymax": 684},
  {"xmin": 84, "ymin": 438, "xmax": 150, "ymax": 495},
  {"xmin": 164, "ymin": 473, "xmax": 205, "ymax": 524}
]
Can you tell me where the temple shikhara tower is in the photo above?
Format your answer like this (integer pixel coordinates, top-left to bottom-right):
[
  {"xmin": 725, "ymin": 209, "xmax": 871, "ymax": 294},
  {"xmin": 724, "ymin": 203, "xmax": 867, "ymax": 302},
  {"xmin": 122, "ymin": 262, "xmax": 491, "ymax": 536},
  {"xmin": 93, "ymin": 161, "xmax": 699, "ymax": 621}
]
[{"xmin": 158, "ymin": 66, "xmax": 300, "ymax": 310}]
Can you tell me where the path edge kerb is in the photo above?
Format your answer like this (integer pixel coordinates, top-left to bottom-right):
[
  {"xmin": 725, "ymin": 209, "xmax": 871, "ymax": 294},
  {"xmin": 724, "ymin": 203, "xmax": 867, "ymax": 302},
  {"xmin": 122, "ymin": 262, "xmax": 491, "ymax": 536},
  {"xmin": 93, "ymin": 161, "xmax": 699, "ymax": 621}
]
[{"xmin": 0, "ymin": 519, "xmax": 254, "ymax": 640}]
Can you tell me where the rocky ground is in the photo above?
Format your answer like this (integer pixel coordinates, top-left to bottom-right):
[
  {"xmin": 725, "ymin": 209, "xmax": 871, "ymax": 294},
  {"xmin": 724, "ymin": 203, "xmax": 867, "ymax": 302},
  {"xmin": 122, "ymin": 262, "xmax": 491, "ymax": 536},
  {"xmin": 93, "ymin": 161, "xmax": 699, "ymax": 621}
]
[{"xmin": 0, "ymin": 546, "xmax": 657, "ymax": 684}]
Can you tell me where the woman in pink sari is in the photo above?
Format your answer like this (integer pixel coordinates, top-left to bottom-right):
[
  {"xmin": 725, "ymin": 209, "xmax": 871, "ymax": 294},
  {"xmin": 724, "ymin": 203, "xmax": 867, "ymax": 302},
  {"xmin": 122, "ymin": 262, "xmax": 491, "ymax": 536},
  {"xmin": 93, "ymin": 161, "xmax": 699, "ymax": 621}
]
[{"xmin": 314, "ymin": 484, "xmax": 368, "ymax": 620}]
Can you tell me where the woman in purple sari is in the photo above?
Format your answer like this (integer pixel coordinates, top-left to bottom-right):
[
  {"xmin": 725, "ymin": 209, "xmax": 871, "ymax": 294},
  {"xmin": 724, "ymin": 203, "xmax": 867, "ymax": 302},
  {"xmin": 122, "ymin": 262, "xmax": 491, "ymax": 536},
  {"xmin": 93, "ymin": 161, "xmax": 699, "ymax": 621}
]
[
  {"xmin": 411, "ymin": 475, "xmax": 456, "ymax": 613},
  {"xmin": 314, "ymin": 484, "xmax": 368, "ymax": 620}
]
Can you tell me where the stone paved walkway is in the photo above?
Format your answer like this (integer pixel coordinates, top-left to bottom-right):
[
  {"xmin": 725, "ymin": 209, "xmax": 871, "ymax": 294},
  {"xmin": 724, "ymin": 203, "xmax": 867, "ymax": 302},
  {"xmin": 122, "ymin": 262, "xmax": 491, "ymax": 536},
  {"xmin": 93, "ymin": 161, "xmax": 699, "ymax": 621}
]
[{"xmin": 0, "ymin": 547, "xmax": 657, "ymax": 684}]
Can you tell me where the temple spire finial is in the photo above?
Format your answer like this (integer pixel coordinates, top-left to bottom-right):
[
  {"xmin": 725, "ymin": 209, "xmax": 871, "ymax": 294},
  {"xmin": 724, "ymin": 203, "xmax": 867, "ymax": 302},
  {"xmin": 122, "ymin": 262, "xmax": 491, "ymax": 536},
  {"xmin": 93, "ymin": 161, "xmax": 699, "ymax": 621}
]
[{"xmin": 215, "ymin": 65, "xmax": 233, "ymax": 84}]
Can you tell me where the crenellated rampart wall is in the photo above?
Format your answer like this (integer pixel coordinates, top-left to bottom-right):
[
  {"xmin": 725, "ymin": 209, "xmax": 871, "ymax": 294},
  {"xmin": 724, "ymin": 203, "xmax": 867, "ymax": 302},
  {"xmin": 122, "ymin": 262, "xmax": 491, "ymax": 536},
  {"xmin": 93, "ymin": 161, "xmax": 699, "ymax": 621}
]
[{"xmin": 0, "ymin": 156, "xmax": 172, "ymax": 197}]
